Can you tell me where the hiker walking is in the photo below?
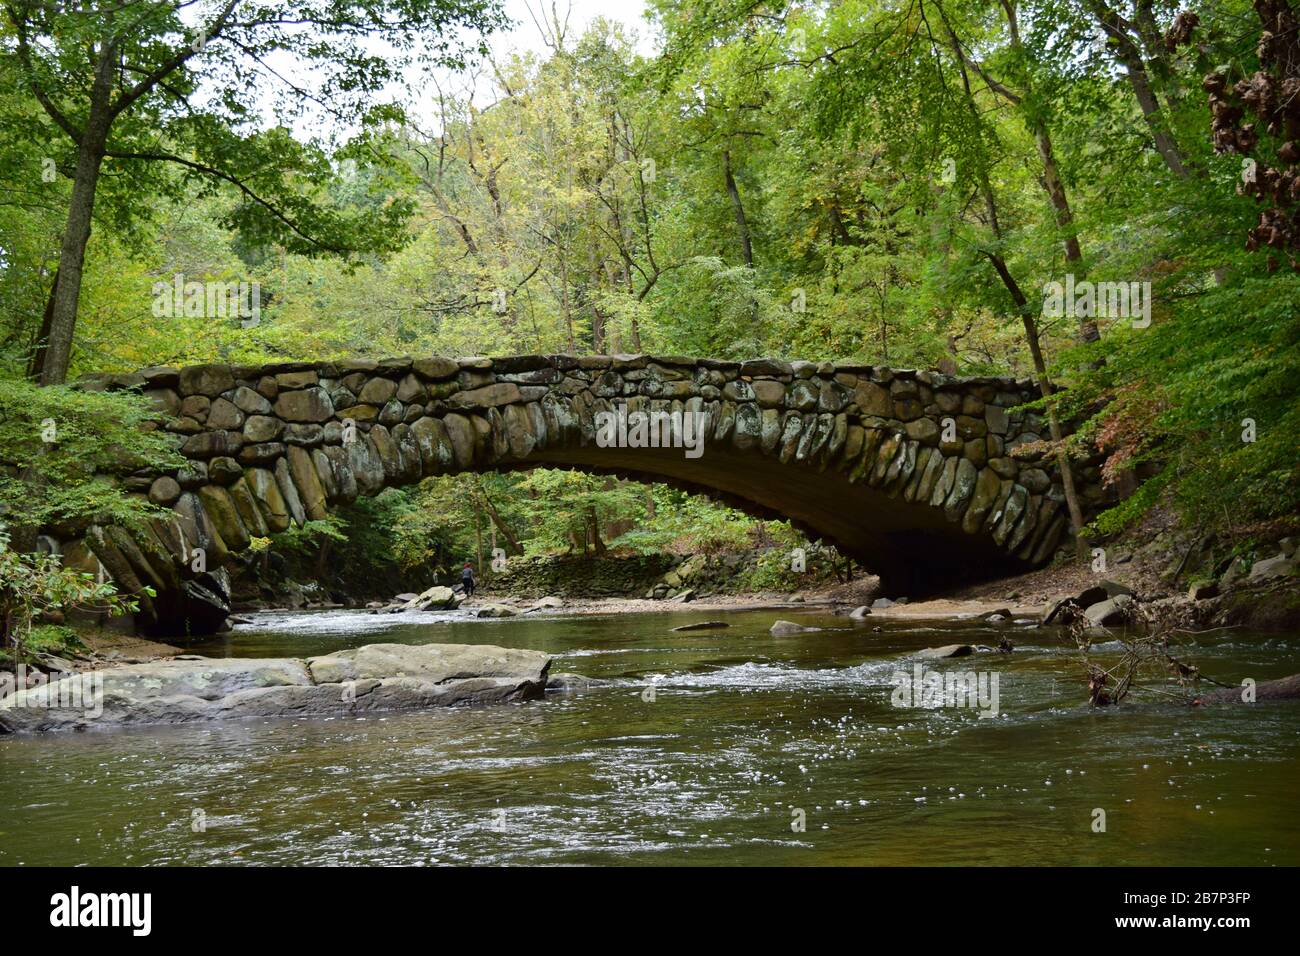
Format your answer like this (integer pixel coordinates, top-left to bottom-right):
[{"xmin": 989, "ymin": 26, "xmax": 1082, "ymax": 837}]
[{"xmin": 460, "ymin": 561, "xmax": 476, "ymax": 597}]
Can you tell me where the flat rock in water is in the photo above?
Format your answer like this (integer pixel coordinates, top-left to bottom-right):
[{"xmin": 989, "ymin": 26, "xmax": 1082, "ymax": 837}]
[
  {"xmin": 918, "ymin": 644, "xmax": 975, "ymax": 659},
  {"xmin": 671, "ymin": 621, "xmax": 730, "ymax": 631},
  {"xmin": 0, "ymin": 642, "xmax": 551, "ymax": 734}
]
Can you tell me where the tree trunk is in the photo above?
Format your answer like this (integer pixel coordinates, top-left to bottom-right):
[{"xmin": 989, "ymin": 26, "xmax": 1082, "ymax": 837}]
[
  {"xmin": 26, "ymin": 268, "xmax": 58, "ymax": 381},
  {"xmin": 946, "ymin": 27, "xmax": 1090, "ymax": 560},
  {"xmin": 40, "ymin": 49, "xmax": 115, "ymax": 386},
  {"xmin": 986, "ymin": 252, "xmax": 1091, "ymax": 559},
  {"xmin": 477, "ymin": 484, "xmax": 523, "ymax": 554},
  {"xmin": 723, "ymin": 149, "xmax": 754, "ymax": 267},
  {"xmin": 1087, "ymin": 1, "xmax": 1189, "ymax": 179},
  {"xmin": 586, "ymin": 505, "xmax": 605, "ymax": 555}
]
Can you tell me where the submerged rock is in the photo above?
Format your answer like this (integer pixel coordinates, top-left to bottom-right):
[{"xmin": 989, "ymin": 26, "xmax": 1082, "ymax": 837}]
[
  {"xmin": 918, "ymin": 644, "xmax": 975, "ymax": 659},
  {"xmin": 770, "ymin": 620, "xmax": 821, "ymax": 636},
  {"xmin": 546, "ymin": 672, "xmax": 596, "ymax": 691},
  {"xmin": 0, "ymin": 642, "xmax": 551, "ymax": 734},
  {"xmin": 671, "ymin": 621, "xmax": 730, "ymax": 631}
]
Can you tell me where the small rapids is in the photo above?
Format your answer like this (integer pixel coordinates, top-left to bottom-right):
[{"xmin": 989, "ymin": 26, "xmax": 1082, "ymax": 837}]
[{"xmin": 1, "ymin": 606, "xmax": 1297, "ymax": 865}]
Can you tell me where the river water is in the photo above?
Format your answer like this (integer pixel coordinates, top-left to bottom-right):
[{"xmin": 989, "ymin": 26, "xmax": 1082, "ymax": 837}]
[{"xmin": 2, "ymin": 607, "xmax": 1298, "ymax": 866}]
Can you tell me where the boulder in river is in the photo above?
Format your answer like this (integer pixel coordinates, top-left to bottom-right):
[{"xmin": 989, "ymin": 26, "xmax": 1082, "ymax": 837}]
[
  {"xmin": 474, "ymin": 603, "xmax": 518, "ymax": 618},
  {"xmin": 849, "ymin": 605, "xmax": 872, "ymax": 619},
  {"xmin": 1042, "ymin": 580, "xmax": 1135, "ymax": 624},
  {"xmin": 0, "ymin": 642, "xmax": 551, "ymax": 734},
  {"xmin": 546, "ymin": 672, "xmax": 596, "ymax": 691},
  {"xmin": 770, "ymin": 620, "xmax": 821, "ymax": 636},
  {"xmin": 1083, "ymin": 593, "xmax": 1135, "ymax": 627},
  {"xmin": 398, "ymin": 586, "xmax": 463, "ymax": 611}
]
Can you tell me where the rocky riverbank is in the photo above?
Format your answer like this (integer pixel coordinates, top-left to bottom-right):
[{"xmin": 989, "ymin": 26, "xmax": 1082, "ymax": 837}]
[{"xmin": 0, "ymin": 642, "xmax": 551, "ymax": 734}]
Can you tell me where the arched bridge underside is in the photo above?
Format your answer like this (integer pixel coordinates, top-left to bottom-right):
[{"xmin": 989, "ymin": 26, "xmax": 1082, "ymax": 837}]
[{"xmin": 64, "ymin": 354, "xmax": 1108, "ymax": 635}]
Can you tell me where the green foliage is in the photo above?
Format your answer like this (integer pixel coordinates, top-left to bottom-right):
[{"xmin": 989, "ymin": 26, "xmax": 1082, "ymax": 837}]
[
  {"xmin": 0, "ymin": 537, "xmax": 142, "ymax": 664},
  {"xmin": 0, "ymin": 378, "xmax": 183, "ymax": 533},
  {"xmin": 26, "ymin": 623, "xmax": 85, "ymax": 657},
  {"xmin": 269, "ymin": 517, "xmax": 349, "ymax": 557},
  {"xmin": 2, "ymin": 0, "xmax": 1295, "ymax": 574}
]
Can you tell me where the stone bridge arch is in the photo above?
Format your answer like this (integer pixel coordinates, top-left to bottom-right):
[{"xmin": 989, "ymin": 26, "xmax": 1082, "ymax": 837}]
[{"xmin": 64, "ymin": 354, "xmax": 1106, "ymax": 634}]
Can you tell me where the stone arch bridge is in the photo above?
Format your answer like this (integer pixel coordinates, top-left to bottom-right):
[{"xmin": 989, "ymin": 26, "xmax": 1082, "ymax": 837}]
[{"xmin": 61, "ymin": 354, "xmax": 1107, "ymax": 635}]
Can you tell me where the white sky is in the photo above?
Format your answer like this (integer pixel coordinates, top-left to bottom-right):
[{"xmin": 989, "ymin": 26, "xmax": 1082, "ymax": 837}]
[
  {"xmin": 401, "ymin": 0, "xmax": 656, "ymax": 134},
  {"xmin": 493, "ymin": 0, "xmax": 655, "ymax": 58},
  {"xmin": 176, "ymin": 0, "xmax": 656, "ymax": 141}
]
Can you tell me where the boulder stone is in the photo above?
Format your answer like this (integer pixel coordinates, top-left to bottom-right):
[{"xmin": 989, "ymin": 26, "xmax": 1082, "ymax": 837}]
[
  {"xmin": 243, "ymin": 414, "xmax": 283, "ymax": 443},
  {"xmin": 274, "ymin": 386, "xmax": 334, "ymax": 423},
  {"xmin": 179, "ymin": 365, "xmax": 235, "ymax": 397},
  {"xmin": 287, "ymin": 446, "xmax": 329, "ymax": 520},
  {"xmin": 206, "ymin": 398, "xmax": 245, "ymax": 430},
  {"xmin": 450, "ymin": 382, "xmax": 522, "ymax": 408},
  {"xmin": 398, "ymin": 586, "xmax": 463, "ymax": 611},
  {"xmin": 148, "ymin": 476, "xmax": 182, "ymax": 506},
  {"xmin": 770, "ymin": 620, "xmax": 822, "ymax": 635}
]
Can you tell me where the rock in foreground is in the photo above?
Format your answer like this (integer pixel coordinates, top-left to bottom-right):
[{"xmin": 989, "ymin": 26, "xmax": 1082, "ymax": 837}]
[{"xmin": 0, "ymin": 642, "xmax": 551, "ymax": 734}]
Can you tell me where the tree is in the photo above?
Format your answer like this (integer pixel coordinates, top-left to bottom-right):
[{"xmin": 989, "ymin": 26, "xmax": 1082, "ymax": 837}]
[
  {"xmin": 3, "ymin": 0, "xmax": 507, "ymax": 384},
  {"xmin": 1, "ymin": 537, "xmax": 143, "ymax": 668}
]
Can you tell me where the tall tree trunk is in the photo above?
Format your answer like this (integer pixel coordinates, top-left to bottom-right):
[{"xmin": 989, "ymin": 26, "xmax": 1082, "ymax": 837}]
[
  {"xmin": 586, "ymin": 505, "xmax": 605, "ymax": 555},
  {"xmin": 946, "ymin": 30, "xmax": 1090, "ymax": 559},
  {"xmin": 985, "ymin": 2, "xmax": 1095, "ymax": 341},
  {"xmin": 723, "ymin": 149, "xmax": 754, "ymax": 267},
  {"xmin": 473, "ymin": 500, "xmax": 484, "ymax": 581},
  {"xmin": 986, "ymin": 252, "xmax": 1091, "ymax": 559},
  {"xmin": 41, "ymin": 47, "xmax": 115, "ymax": 386},
  {"xmin": 1086, "ymin": 0, "xmax": 1189, "ymax": 179},
  {"xmin": 476, "ymin": 483, "xmax": 523, "ymax": 554}
]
